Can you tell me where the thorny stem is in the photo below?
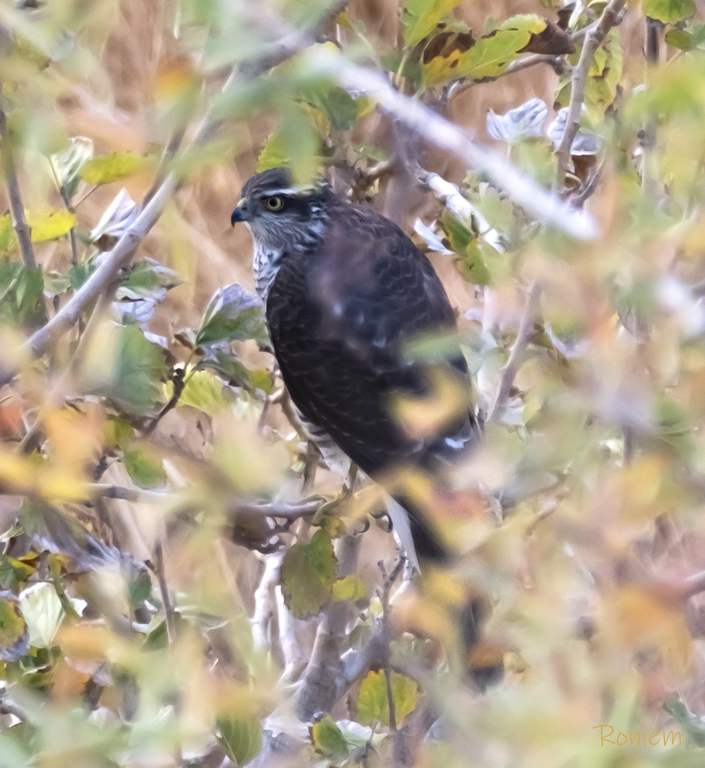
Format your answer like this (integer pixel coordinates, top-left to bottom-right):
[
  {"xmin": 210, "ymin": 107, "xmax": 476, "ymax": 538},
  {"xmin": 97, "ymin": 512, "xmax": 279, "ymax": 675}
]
[{"xmin": 554, "ymin": 0, "xmax": 626, "ymax": 192}]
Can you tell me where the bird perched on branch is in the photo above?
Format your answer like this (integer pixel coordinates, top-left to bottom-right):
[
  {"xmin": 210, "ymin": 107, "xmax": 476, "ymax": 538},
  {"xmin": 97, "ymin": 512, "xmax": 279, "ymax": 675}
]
[{"xmin": 231, "ymin": 167, "xmax": 478, "ymax": 569}]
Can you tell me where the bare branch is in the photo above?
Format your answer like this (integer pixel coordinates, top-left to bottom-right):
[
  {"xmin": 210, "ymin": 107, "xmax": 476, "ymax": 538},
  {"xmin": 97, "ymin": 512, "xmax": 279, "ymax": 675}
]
[
  {"xmin": 149, "ymin": 542, "xmax": 177, "ymax": 644},
  {"xmin": 307, "ymin": 49, "xmax": 597, "ymax": 241},
  {"xmin": 0, "ymin": 81, "xmax": 36, "ymax": 269},
  {"xmin": 234, "ymin": 498, "xmax": 325, "ymax": 519},
  {"xmin": 554, "ymin": 0, "xmax": 626, "ymax": 191},
  {"xmin": 89, "ymin": 484, "xmax": 168, "ymax": 504},
  {"xmin": 487, "ymin": 282, "xmax": 541, "ymax": 424},
  {"xmin": 379, "ymin": 558, "xmax": 405, "ymax": 733}
]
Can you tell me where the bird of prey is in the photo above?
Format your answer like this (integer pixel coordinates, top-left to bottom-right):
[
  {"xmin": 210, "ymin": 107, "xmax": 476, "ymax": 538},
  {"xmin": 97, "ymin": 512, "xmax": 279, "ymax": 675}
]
[{"xmin": 231, "ymin": 167, "xmax": 477, "ymax": 569}]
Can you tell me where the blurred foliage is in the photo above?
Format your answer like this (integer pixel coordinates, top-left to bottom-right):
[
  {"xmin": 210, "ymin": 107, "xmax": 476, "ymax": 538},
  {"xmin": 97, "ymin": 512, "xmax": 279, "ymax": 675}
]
[{"xmin": 4, "ymin": 0, "xmax": 705, "ymax": 766}]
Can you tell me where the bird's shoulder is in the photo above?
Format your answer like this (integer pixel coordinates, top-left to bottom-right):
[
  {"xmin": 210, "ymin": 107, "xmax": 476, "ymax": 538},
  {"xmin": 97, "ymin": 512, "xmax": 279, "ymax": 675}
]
[{"xmin": 306, "ymin": 198, "xmax": 457, "ymax": 341}]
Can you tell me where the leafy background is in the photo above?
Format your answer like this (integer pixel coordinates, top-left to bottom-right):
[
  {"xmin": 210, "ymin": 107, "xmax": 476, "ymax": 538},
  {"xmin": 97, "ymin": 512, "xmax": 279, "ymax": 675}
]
[{"xmin": 2, "ymin": 0, "xmax": 705, "ymax": 766}]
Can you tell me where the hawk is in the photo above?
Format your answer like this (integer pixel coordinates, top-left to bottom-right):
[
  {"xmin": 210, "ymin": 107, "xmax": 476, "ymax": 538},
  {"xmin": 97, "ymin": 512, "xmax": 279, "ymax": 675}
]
[{"xmin": 231, "ymin": 167, "xmax": 478, "ymax": 568}]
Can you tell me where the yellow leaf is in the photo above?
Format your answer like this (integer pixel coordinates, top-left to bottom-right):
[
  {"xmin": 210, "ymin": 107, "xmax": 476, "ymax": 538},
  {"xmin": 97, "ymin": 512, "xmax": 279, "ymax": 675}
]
[
  {"xmin": 26, "ymin": 209, "xmax": 76, "ymax": 243},
  {"xmin": 357, "ymin": 669, "xmax": 420, "ymax": 727},
  {"xmin": 332, "ymin": 575, "xmax": 367, "ymax": 602}
]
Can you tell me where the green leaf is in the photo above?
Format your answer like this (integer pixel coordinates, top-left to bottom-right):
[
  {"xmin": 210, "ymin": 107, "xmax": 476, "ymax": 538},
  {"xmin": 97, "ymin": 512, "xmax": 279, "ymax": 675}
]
[
  {"xmin": 280, "ymin": 529, "xmax": 337, "ymax": 619},
  {"xmin": 441, "ymin": 212, "xmax": 493, "ymax": 286},
  {"xmin": 42, "ymin": 271, "xmax": 71, "ymax": 298},
  {"xmin": 665, "ymin": 28, "xmax": 695, "ymax": 50},
  {"xmin": 455, "ymin": 239, "xmax": 492, "ymax": 286},
  {"xmin": 663, "ymin": 693, "xmax": 705, "ymax": 746},
  {"xmin": 643, "ymin": 0, "xmax": 695, "ymax": 23},
  {"xmin": 81, "ymin": 152, "xmax": 154, "ymax": 186},
  {"xmin": 179, "ymin": 370, "xmax": 229, "ymax": 416},
  {"xmin": 356, "ymin": 669, "xmax": 420, "ymax": 728},
  {"xmin": 310, "ymin": 715, "xmax": 349, "ymax": 760},
  {"xmin": 0, "ymin": 592, "xmax": 28, "ymax": 661},
  {"xmin": 255, "ymin": 103, "xmax": 321, "ymax": 185},
  {"xmin": 92, "ymin": 325, "xmax": 168, "ymax": 416},
  {"xmin": 50, "ymin": 137, "xmax": 94, "ymax": 201},
  {"xmin": 128, "ymin": 568, "xmax": 153, "ymax": 610},
  {"xmin": 0, "ymin": 262, "xmax": 47, "ymax": 328},
  {"xmin": 116, "ymin": 258, "xmax": 181, "ymax": 301},
  {"xmin": 332, "ymin": 575, "xmax": 367, "ymax": 602},
  {"xmin": 250, "ymin": 369, "xmax": 275, "ymax": 394},
  {"xmin": 423, "ymin": 14, "xmax": 546, "ymax": 85},
  {"xmin": 69, "ymin": 259, "xmax": 97, "ymax": 291},
  {"xmin": 216, "ymin": 715, "xmax": 262, "ymax": 766},
  {"xmin": 197, "ymin": 284, "xmax": 268, "ymax": 347},
  {"xmin": 0, "ymin": 215, "xmax": 13, "ymax": 254},
  {"xmin": 123, "ymin": 442, "xmax": 167, "ymax": 488},
  {"xmin": 583, "ymin": 27, "xmax": 623, "ymax": 121},
  {"xmin": 403, "ymin": 0, "xmax": 461, "ymax": 48},
  {"xmin": 0, "ymin": 556, "xmax": 37, "ymax": 593},
  {"xmin": 26, "ymin": 210, "xmax": 77, "ymax": 243},
  {"xmin": 197, "ymin": 354, "xmax": 255, "ymax": 390}
]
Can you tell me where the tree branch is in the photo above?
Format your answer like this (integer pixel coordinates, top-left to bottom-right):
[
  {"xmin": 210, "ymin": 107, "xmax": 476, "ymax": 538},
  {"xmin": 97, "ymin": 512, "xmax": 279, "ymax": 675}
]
[
  {"xmin": 307, "ymin": 49, "xmax": 597, "ymax": 241},
  {"xmin": 448, "ymin": 54, "xmax": 567, "ymax": 100},
  {"xmin": 487, "ymin": 282, "xmax": 541, "ymax": 423},
  {"xmin": 0, "ymin": 19, "xmax": 330, "ymax": 389},
  {"xmin": 0, "ymin": 81, "xmax": 36, "ymax": 270},
  {"xmin": 148, "ymin": 541, "xmax": 177, "ymax": 644},
  {"xmin": 554, "ymin": 0, "xmax": 626, "ymax": 191}
]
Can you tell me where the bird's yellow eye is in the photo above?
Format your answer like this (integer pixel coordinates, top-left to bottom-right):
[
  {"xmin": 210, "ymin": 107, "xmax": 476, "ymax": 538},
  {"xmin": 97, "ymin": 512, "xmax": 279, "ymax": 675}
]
[{"xmin": 263, "ymin": 196, "xmax": 283, "ymax": 211}]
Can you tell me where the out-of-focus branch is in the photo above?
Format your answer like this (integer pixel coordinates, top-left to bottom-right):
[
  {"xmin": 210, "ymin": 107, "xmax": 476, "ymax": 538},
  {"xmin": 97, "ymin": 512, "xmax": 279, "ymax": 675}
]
[
  {"xmin": 149, "ymin": 542, "xmax": 177, "ymax": 644},
  {"xmin": 307, "ymin": 49, "xmax": 597, "ymax": 241},
  {"xmin": 296, "ymin": 533, "xmax": 362, "ymax": 721},
  {"xmin": 88, "ymin": 484, "xmax": 169, "ymax": 504},
  {"xmin": 0, "ymin": 81, "xmax": 36, "ymax": 270},
  {"xmin": 380, "ymin": 558, "xmax": 405, "ymax": 733},
  {"xmin": 554, "ymin": 0, "xmax": 626, "ymax": 191},
  {"xmin": 0, "ymin": 19, "xmax": 332, "ymax": 389},
  {"xmin": 487, "ymin": 282, "xmax": 541, "ymax": 423}
]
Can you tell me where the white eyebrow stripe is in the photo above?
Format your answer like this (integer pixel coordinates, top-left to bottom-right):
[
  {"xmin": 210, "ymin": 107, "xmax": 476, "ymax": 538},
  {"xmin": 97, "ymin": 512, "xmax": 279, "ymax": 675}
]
[{"xmin": 259, "ymin": 187, "xmax": 315, "ymax": 196}]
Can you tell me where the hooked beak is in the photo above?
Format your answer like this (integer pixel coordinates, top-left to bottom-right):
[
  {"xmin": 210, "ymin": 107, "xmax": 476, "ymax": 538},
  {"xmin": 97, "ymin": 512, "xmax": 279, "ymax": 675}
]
[{"xmin": 231, "ymin": 198, "xmax": 252, "ymax": 226}]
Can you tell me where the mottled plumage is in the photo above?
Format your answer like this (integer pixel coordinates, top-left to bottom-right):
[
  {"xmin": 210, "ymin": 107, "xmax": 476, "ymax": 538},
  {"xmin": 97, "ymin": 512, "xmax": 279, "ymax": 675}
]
[{"xmin": 231, "ymin": 168, "xmax": 477, "ymax": 566}]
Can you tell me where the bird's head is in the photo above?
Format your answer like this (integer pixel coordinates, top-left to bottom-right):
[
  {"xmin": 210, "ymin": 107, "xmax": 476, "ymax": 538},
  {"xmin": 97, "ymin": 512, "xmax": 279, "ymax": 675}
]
[{"xmin": 231, "ymin": 167, "xmax": 331, "ymax": 250}]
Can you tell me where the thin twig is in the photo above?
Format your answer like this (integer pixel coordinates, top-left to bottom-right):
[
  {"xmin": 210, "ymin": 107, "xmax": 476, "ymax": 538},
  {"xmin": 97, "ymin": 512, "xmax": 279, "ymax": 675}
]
[
  {"xmin": 487, "ymin": 283, "xmax": 541, "ymax": 423},
  {"xmin": 143, "ymin": 367, "xmax": 186, "ymax": 437},
  {"xmin": 150, "ymin": 542, "xmax": 177, "ymax": 644},
  {"xmin": 234, "ymin": 498, "xmax": 325, "ymax": 519},
  {"xmin": 641, "ymin": 17, "xmax": 660, "ymax": 198},
  {"xmin": 0, "ymin": 21, "xmax": 329, "ymax": 389},
  {"xmin": 0, "ymin": 80, "xmax": 36, "ymax": 269},
  {"xmin": 554, "ymin": 0, "xmax": 626, "ymax": 191},
  {"xmin": 379, "ymin": 557, "xmax": 405, "ymax": 733},
  {"xmin": 89, "ymin": 484, "xmax": 168, "ymax": 503},
  {"xmin": 448, "ymin": 54, "xmax": 567, "ymax": 100}
]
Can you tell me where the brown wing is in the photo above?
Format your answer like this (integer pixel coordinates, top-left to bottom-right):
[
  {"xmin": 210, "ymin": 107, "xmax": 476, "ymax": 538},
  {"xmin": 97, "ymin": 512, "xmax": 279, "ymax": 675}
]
[{"xmin": 266, "ymin": 202, "xmax": 475, "ymax": 478}]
